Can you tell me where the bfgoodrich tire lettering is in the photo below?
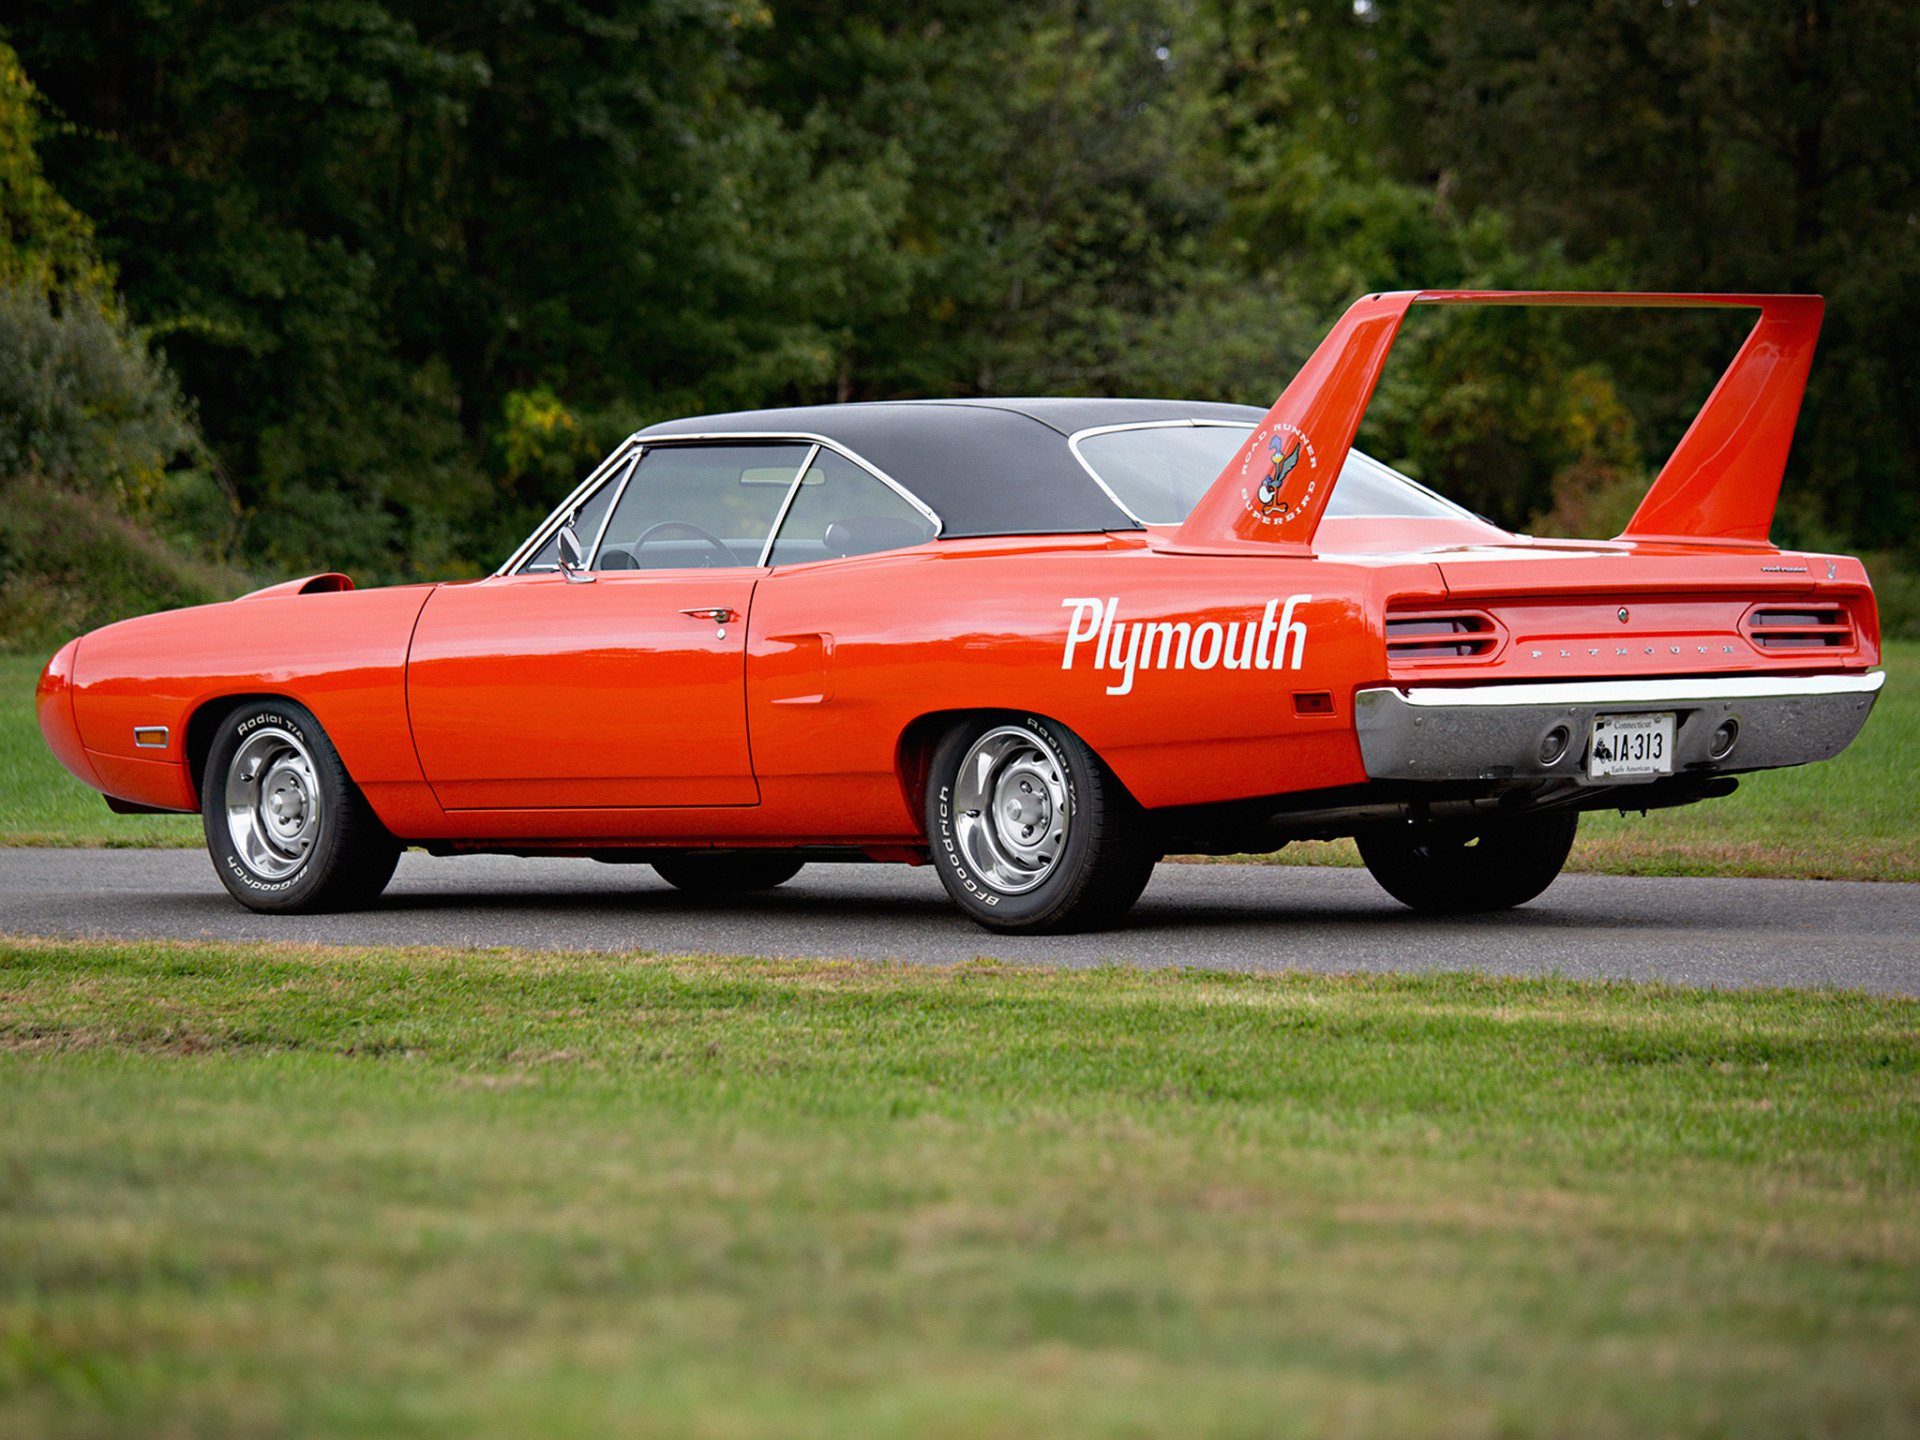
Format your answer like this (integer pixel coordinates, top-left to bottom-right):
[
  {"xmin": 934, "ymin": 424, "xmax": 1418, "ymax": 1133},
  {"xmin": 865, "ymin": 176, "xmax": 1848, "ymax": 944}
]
[
  {"xmin": 926, "ymin": 714, "xmax": 1156, "ymax": 934},
  {"xmin": 201, "ymin": 699, "xmax": 401, "ymax": 914}
]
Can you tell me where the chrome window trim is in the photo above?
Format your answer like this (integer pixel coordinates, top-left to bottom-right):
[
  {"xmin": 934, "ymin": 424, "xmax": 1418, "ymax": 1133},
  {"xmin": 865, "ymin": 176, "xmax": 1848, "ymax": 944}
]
[
  {"xmin": 755, "ymin": 443, "xmax": 821, "ymax": 569},
  {"xmin": 1332, "ymin": 448, "xmax": 1486, "ymax": 523},
  {"xmin": 1065, "ymin": 419, "xmax": 1482, "ymax": 527},
  {"xmin": 497, "ymin": 438, "xmax": 643, "ymax": 576},
  {"xmin": 497, "ymin": 431, "xmax": 944, "ymax": 578},
  {"xmin": 652, "ymin": 431, "xmax": 945, "ymax": 541},
  {"xmin": 590, "ymin": 439, "xmax": 810, "ymax": 572},
  {"xmin": 1065, "ymin": 420, "xmax": 1248, "ymax": 526},
  {"xmin": 580, "ymin": 451, "xmax": 641, "ymax": 568}
]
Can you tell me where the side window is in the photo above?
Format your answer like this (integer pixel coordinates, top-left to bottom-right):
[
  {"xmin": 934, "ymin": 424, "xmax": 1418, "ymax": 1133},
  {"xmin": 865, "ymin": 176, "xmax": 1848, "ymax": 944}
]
[
  {"xmin": 521, "ymin": 454, "xmax": 632, "ymax": 572},
  {"xmin": 768, "ymin": 450, "xmax": 936, "ymax": 566},
  {"xmin": 593, "ymin": 444, "xmax": 808, "ymax": 571}
]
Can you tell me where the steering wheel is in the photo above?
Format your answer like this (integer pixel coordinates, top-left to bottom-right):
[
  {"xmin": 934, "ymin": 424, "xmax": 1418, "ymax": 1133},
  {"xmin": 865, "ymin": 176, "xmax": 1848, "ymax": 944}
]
[{"xmin": 629, "ymin": 520, "xmax": 739, "ymax": 568}]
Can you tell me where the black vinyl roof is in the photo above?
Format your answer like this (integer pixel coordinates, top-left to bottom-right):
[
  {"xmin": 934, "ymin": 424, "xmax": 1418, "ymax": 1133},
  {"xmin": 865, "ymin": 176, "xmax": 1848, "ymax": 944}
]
[{"xmin": 639, "ymin": 398, "xmax": 1264, "ymax": 538}]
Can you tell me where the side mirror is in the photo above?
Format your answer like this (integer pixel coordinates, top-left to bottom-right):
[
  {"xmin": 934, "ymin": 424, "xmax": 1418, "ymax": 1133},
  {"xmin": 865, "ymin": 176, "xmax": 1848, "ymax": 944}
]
[{"xmin": 556, "ymin": 522, "xmax": 595, "ymax": 583}]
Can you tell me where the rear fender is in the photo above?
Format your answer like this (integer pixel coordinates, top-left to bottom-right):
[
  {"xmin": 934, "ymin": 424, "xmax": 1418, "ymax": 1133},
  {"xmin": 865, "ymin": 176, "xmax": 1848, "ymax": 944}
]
[{"xmin": 893, "ymin": 708, "xmax": 1133, "ymax": 833}]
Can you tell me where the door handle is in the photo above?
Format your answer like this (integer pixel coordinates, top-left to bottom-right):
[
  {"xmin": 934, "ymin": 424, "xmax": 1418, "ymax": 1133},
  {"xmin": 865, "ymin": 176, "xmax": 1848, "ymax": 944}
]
[{"xmin": 680, "ymin": 607, "xmax": 738, "ymax": 623}]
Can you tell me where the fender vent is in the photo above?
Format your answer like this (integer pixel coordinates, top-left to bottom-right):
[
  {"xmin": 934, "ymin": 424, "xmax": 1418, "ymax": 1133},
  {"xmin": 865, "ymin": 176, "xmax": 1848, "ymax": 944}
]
[
  {"xmin": 1742, "ymin": 605, "xmax": 1854, "ymax": 651},
  {"xmin": 1385, "ymin": 613, "xmax": 1500, "ymax": 661}
]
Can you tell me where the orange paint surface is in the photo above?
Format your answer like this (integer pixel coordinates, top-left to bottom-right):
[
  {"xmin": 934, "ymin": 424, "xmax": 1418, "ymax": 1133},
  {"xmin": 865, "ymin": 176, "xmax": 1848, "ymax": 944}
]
[{"xmin": 34, "ymin": 291, "xmax": 1879, "ymax": 853}]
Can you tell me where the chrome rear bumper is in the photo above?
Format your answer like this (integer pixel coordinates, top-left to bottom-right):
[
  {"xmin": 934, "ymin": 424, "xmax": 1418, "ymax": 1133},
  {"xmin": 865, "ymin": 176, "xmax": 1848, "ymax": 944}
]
[{"xmin": 1354, "ymin": 672, "xmax": 1884, "ymax": 785}]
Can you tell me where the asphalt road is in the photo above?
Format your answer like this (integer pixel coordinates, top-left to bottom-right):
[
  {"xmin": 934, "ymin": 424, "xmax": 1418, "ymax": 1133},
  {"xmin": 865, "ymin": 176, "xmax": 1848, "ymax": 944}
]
[{"xmin": 4, "ymin": 847, "xmax": 1917, "ymax": 994}]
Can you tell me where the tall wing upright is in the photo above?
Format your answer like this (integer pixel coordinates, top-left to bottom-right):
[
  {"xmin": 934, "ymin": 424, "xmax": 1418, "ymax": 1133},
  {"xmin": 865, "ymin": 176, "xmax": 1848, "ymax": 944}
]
[{"xmin": 1169, "ymin": 290, "xmax": 1824, "ymax": 554}]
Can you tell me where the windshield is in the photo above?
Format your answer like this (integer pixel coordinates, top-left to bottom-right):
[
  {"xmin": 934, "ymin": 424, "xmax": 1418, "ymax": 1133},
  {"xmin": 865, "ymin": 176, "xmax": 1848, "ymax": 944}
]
[{"xmin": 1072, "ymin": 423, "xmax": 1478, "ymax": 526}]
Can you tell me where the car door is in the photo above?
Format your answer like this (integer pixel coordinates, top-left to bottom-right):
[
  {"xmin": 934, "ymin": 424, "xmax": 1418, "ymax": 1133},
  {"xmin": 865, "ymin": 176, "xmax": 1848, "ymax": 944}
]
[{"xmin": 406, "ymin": 442, "xmax": 809, "ymax": 811}]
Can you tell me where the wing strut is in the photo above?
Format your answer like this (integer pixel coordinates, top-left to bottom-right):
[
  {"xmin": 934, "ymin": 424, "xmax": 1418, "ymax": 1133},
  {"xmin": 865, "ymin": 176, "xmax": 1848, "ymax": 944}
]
[{"xmin": 1168, "ymin": 290, "xmax": 1824, "ymax": 554}]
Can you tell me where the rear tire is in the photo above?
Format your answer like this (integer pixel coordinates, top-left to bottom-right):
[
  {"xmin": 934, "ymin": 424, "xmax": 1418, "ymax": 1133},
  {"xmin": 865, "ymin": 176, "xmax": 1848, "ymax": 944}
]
[
  {"xmin": 926, "ymin": 713, "xmax": 1156, "ymax": 934},
  {"xmin": 650, "ymin": 853, "xmax": 805, "ymax": 895},
  {"xmin": 201, "ymin": 699, "xmax": 401, "ymax": 914},
  {"xmin": 1356, "ymin": 810, "xmax": 1578, "ymax": 914}
]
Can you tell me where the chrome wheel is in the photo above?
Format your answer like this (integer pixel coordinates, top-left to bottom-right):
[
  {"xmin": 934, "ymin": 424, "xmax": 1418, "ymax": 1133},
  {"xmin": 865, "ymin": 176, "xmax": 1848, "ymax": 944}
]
[
  {"xmin": 950, "ymin": 724, "xmax": 1072, "ymax": 896},
  {"xmin": 928, "ymin": 714, "xmax": 1154, "ymax": 934},
  {"xmin": 223, "ymin": 725, "xmax": 324, "ymax": 881}
]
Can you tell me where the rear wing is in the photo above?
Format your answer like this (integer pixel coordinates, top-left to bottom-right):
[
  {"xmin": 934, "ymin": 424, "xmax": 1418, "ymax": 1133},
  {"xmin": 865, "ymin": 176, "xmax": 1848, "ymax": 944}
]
[{"xmin": 1169, "ymin": 290, "xmax": 1824, "ymax": 554}]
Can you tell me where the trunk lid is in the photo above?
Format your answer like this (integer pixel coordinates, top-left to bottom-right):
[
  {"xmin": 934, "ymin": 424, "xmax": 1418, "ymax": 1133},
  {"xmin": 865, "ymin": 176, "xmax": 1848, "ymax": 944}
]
[{"xmin": 1380, "ymin": 542, "xmax": 1878, "ymax": 684}]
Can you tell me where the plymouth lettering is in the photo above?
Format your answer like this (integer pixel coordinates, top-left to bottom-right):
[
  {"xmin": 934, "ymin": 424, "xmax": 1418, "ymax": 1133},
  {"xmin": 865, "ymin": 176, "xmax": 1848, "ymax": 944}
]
[{"xmin": 1061, "ymin": 595, "xmax": 1310, "ymax": 696}]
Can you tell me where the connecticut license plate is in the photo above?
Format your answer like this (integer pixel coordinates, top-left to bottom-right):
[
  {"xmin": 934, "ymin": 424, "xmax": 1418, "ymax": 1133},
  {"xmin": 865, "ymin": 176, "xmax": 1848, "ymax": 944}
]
[{"xmin": 1588, "ymin": 712, "xmax": 1675, "ymax": 780}]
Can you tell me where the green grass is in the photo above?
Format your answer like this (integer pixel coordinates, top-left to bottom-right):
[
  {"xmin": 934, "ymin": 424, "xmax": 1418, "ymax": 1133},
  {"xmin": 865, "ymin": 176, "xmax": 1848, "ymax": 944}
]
[
  {"xmin": 1571, "ymin": 639, "xmax": 1920, "ymax": 878},
  {"xmin": 6, "ymin": 644, "xmax": 1917, "ymax": 877},
  {"xmin": 1, "ymin": 939, "xmax": 1916, "ymax": 1439}
]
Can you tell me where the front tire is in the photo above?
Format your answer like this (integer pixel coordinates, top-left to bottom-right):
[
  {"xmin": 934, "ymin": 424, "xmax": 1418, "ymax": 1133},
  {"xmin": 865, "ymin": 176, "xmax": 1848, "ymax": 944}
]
[
  {"xmin": 926, "ymin": 714, "xmax": 1155, "ymax": 934},
  {"xmin": 201, "ymin": 700, "xmax": 401, "ymax": 913},
  {"xmin": 650, "ymin": 853, "xmax": 804, "ymax": 895},
  {"xmin": 1356, "ymin": 810, "xmax": 1578, "ymax": 914}
]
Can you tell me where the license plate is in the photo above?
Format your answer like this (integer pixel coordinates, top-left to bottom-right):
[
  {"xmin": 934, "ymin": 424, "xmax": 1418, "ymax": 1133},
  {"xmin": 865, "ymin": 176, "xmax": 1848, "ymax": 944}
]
[{"xmin": 1588, "ymin": 712, "xmax": 1675, "ymax": 779}]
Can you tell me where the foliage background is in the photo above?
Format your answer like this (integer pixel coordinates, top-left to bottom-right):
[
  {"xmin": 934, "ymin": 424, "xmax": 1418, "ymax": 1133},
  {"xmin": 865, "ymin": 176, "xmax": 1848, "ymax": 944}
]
[{"xmin": 1, "ymin": 0, "xmax": 1915, "ymax": 646}]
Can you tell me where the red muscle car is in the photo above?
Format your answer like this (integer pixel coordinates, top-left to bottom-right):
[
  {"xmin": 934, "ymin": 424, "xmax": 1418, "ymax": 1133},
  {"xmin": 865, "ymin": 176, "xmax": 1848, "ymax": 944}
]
[{"xmin": 36, "ymin": 291, "xmax": 1884, "ymax": 931}]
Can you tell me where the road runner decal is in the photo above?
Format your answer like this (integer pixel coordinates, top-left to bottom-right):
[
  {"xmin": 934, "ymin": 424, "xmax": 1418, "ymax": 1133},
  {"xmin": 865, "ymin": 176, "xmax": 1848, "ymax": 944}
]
[
  {"xmin": 1256, "ymin": 435, "xmax": 1302, "ymax": 513},
  {"xmin": 1239, "ymin": 422, "xmax": 1319, "ymax": 533},
  {"xmin": 1061, "ymin": 596, "xmax": 1310, "ymax": 696}
]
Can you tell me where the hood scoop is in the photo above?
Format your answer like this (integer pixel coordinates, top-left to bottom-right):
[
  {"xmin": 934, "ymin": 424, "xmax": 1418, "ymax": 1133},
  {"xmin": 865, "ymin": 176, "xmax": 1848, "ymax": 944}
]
[{"xmin": 236, "ymin": 573, "xmax": 355, "ymax": 602}]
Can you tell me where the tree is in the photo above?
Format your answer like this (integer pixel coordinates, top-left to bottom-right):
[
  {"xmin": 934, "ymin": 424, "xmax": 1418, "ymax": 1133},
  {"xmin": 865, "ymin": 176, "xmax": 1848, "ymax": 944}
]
[{"xmin": 1366, "ymin": 0, "xmax": 1920, "ymax": 551}]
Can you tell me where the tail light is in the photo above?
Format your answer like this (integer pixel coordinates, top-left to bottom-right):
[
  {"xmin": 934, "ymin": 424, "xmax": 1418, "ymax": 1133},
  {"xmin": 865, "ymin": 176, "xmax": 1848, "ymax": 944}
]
[
  {"xmin": 1385, "ymin": 612, "xmax": 1501, "ymax": 661},
  {"xmin": 1741, "ymin": 605, "xmax": 1855, "ymax": 652}
]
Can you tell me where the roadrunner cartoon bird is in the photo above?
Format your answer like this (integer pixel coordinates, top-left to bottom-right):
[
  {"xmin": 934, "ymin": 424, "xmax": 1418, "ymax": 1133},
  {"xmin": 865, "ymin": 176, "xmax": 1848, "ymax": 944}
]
[{"xmin": 1256, "ymin": 433, "xmax": 1302, "ymax": 513}]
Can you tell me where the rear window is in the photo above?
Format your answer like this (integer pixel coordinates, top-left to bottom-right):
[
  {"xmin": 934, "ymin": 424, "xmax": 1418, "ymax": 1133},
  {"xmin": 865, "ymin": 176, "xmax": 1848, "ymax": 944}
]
[{"xmin": 1071, "ymin": 423, "xmax": 1473, "ymax": 525}]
